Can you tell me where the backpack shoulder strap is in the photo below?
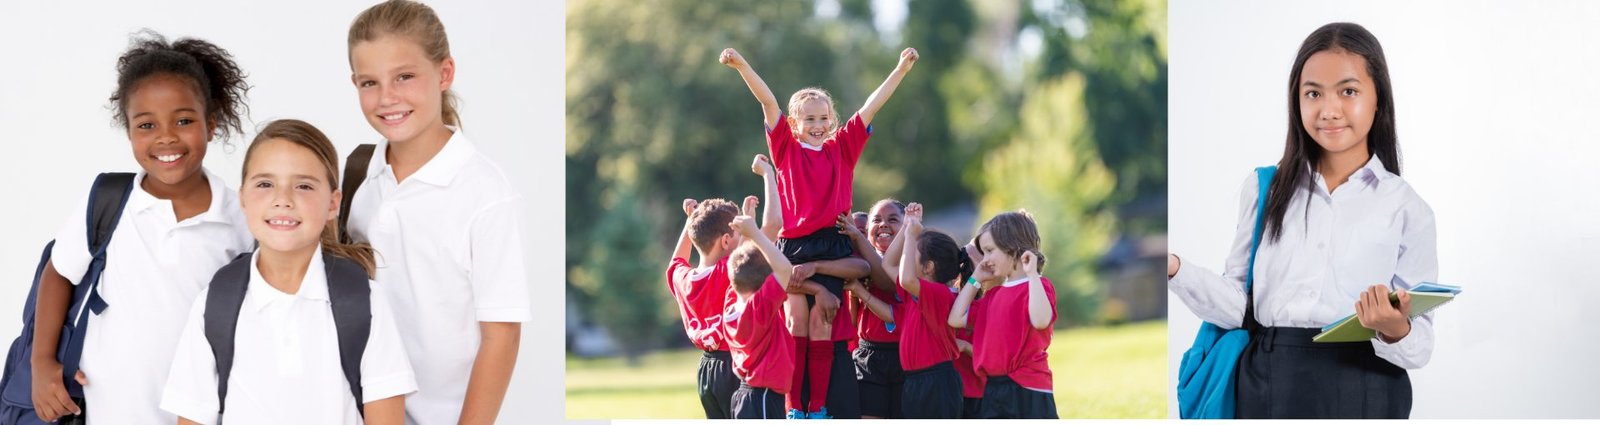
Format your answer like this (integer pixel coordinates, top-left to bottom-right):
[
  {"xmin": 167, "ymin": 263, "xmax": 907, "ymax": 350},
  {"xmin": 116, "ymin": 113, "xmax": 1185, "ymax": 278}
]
[
  {"xmin": 87, "ymin": 172, "xmax": 136, "ymax": 253},
  {"xmin": 1242, "ymin": 166, "xmax": 1276, "ymax": 330},
  {"xmin": 339, "ymin": 144, "xmax": 377, "ymax": 244},
  {"xmin": 203, "ymin": 252, "xmax": 254, "ymax": 415},
  {"xmin": 325, "ymin": 253, "xmax": 372, "ymax": 417}
]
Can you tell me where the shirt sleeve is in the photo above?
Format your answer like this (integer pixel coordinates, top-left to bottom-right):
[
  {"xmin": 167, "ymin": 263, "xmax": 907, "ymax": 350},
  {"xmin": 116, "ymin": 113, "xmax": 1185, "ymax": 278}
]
[
  {"xmin": 765, "ymin": 113, "xmax": 794, "ymax": 162},
  {"xmin": 361, "ymin": 283, "xmax": 419, "ymax": 403},
  {"xmin": 1372, "ymin": 191, "xmax": 1440, "ymax": 369},
  {"xmin": 49, "ymin": 190, "xmax": 95, "ymax": 285},
  {"xmin": 834, "ymin": 112, "xmax": 872, "ymax": 167},
  {"xmin": 1168, "ymin": 172, "xmax": 1258, "ymax": 329},
  {"xmin": 468, "ymin": 197, "xmax": 533, "ymax": 323},
  {"xmin": 159, "ymin": 291, "xmax": 220, "ymax": 424},
  {"xmin": 667, "ymin": 257, "xmax": 691, "ymax": 298}
]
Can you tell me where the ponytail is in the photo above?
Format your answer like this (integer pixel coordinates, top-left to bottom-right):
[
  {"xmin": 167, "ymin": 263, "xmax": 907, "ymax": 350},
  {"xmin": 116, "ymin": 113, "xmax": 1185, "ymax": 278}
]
[{"xmin": 321, "ymin": 221, "xmax": 378, "ymax": 279}]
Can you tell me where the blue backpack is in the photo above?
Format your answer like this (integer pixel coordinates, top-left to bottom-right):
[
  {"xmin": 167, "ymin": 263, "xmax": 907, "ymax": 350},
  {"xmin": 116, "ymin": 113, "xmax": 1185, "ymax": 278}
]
[
  {"xmin": 1176, "ymin": 166, "xmax": 1274, "ymax": 419},
  {"xmin": 0, "ymin": 173, "xmax": 136, "ymax": 415}
]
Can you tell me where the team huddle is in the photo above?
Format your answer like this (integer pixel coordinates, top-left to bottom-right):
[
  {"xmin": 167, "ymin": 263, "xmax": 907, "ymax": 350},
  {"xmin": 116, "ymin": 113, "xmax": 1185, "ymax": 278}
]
[{"xmin": 663, "ymin": 47, "xmax": 1060, "ymax": 420}]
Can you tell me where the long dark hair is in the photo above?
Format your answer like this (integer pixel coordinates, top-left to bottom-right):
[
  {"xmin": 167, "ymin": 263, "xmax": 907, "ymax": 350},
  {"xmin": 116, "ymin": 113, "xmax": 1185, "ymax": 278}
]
[{"xmin": 1266, "ymin": 22, "xmax": 1398, "ymax": 242}]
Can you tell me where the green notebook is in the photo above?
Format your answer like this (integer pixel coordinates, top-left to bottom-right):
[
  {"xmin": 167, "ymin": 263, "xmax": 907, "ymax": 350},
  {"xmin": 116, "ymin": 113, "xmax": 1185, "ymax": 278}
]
[{"xmin": 1312, "ymin": 288, "xmax": 1457, "ymax": 343}]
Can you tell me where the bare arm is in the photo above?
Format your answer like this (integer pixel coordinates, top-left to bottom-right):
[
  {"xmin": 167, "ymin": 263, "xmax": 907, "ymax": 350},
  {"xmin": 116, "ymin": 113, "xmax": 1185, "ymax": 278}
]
[
  {"xmin": 672, "ymin": 199, "xmax": 699, "ymax": 262},
  {"xmin": 898, "ymin": 203, "xmax": 925, "ymax": 297},
  {"xmin": 1023, "ymin": 252, "xmax": 1051, "ymax": 330},
  {"xmin": 720, "ymin": 48, "xmax": 782, "ymax": 129},
  {"xmin": 846, "ymin": 281, "xmax": 894, "ymax": 323},
  {"xmin": 457, "ymin": 322, "xmax": 520, "ymax": 424},
  {"xmin": 362, "ymin": 395, "xmax": 406, "ymax": 425},
  {"xmin": 880, "ymin": 227, "xmax": 908, "ymax": 276},
  {"xmin": 858, "ymin": 48, "xmax": 919, "ymax": 125},
  {"xmin": 733, "ymin": 215, "xmax": 792, "ymax": 283},
  {"xmin": 949, "ymin": 283, "xmax": 980, "ymax": 329},
  {"xmin": 838, "ymin": 214, "xmax": 895, "ymax": 292},
  {"xmin": 752, "ymin": 155, "xmax": 782, "ymax": 240},
  {"xmin": 31, "ymin": 261, "xmax": 80, "ymax": 421},
  {"xmin": 809, "ymin": 257, "xmax": 871, "ymax": 280}
]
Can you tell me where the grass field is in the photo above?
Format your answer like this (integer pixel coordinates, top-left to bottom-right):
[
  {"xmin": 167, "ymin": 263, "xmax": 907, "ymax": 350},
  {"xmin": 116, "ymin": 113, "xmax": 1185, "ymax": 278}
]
[{"xmin": 566, "ymin": 320, "xmax": 1167, "ymax": 419}]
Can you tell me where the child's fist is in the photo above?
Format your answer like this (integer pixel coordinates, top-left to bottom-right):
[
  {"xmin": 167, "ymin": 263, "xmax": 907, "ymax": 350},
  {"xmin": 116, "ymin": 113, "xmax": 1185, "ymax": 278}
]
[
  {"xmin": 1021, "ymin": 250, "xmax": 1041, "ymax": 277},
  {"xmin": 898, "ymin": 48, "xmax": 919, "ymax": 69},
  {"xmin": 720, "ymin": 48, "xmax": 746, "ymax": 69},
  {"xmin": 730, "ymin": 215, "xmax": 759, "ymax": 237},
  {"xmin": 751, "ymin": 154, "xmax": 773, "ymax": 176},
  {"xmin": 904, "ymin": 202, "xmax": 924, "ymax": 233},
  {"xmin": 742, "ymin": 195, "xmax": 759, "ymax": 217},
  {"xmin": 682, "ymin": 198, "xmax": 699, "ymax": 216}
]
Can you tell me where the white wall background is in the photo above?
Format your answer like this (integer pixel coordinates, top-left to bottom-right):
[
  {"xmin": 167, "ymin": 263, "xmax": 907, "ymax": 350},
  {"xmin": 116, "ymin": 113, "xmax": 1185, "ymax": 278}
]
[
  {"xmin": 0, "ymin": 0, "xmax": 564, "ymax": 422},
  {"xmin": 1168, "ymin": 0, "xmax": 1600, "ymax": 419}
]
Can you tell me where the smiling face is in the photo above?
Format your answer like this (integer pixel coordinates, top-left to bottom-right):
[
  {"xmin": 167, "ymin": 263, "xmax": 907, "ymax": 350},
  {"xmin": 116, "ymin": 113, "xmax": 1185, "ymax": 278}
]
[
  {"xmin": 787, "ymin": 97, "xmax": 835, "ymax": 146},
  {"xmin": 868, "ymin": 201, "xmax": 903, "ymax": 253},
  {"xmin": 351, "ymin": 36, "xmax": 455, "ymax": 145},
  {"xmin": 1298, "ymin": 49, "xmax": 1377, "ymax": 159},
  {"xmin": 125, "ymin": 74, "xmax": 212, "ymax": 189},
  {"xmin": 241, "ymin": 138, "xmax": 338, "ymax": 256}
]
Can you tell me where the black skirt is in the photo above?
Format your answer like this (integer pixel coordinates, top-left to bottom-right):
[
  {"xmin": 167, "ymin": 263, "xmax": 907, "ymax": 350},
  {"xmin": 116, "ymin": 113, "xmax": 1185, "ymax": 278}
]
[{"xmin": 1235, "ymin": 326, "xmax": 1412, "ymax": 419}]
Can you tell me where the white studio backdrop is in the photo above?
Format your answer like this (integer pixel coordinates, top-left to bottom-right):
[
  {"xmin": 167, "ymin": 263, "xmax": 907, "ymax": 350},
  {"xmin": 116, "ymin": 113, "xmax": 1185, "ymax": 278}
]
[
  {"xmin": 0, "ymin": 0, "xmax": 564, "ymax": 421},
  {"xmin": 1169, "ymin": 0, "xmax": 1600, "ymax": 419}
]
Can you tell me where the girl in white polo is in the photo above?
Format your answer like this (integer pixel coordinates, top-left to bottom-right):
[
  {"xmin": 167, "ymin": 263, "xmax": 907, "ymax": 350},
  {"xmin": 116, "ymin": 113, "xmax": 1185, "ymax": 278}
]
[{"xmin": 344, "ymin": 1, "xmax": 532, "ymax": 423}]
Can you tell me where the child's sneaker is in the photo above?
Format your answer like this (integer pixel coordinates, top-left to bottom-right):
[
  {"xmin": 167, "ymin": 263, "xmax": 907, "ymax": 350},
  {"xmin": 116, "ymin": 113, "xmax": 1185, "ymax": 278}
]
[
  {"xmin": 807, "ymin": 407, "xmax": 833, "ymax": 419},
  {"xmin": 786, "ymin": 409, "xmax": 807, "ymax": 419}
]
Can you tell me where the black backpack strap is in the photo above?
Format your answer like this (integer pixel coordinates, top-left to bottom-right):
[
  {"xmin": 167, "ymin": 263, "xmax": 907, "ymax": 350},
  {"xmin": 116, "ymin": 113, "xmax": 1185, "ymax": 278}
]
[
  {"xmin": 202, "ymin": 252, "xmax": 253, "ymax": 415},
  {"xmin": 339, "ymin": 144, "xmax": 377, "ymax": 244},
  {"xmin": 80, "ymin": 172, "xmax": 136, "ymax": 316},
  {"xmin": 324, "ymin": 253, "xmax": 372, "ymax": 416},
  {"xmin": 57, "ymin": 172, "xmax": 138, "ymax": 393}
]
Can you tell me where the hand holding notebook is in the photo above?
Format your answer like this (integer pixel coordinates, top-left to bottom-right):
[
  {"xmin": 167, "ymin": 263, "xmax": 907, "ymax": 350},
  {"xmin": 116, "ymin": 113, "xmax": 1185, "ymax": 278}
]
[{"xmin": 1314, "ymin": 282, "xmax": 1461, "ymax": 343}]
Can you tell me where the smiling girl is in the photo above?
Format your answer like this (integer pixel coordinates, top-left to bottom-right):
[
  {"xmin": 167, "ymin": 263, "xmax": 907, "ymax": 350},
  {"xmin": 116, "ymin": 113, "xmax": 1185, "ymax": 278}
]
[{"xmin": 1167, "ymin": 22, "xmax": 1437, "ymax": 418}]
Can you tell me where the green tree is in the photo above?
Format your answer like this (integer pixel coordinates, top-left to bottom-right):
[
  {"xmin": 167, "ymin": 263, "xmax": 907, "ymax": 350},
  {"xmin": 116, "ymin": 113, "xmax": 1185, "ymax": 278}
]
[{"xmin": 976, "ymin": 74, "xmax": 1116, "ymax": 327}]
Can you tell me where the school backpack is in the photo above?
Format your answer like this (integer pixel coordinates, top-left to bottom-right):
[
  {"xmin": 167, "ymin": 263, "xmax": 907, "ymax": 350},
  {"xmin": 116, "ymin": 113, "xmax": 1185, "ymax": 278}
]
[
  {"xmin": 203, "ymin": 143, "xmax": 379, "ymax": 417},
  {"xmin": 203, "ymin": 251, "xmax": 373, "ymax": 417},
  {"xmin": 0, "ymin": 172, "xmax": 136, "ymax": 416},
  {"xmin": 1175, "ymin": 165, "xmax": 1274, "ymax": 419}
]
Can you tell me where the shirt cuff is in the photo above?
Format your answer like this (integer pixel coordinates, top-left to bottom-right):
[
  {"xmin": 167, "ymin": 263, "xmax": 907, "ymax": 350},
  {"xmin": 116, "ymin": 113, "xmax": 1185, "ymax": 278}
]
[{"xmin": 1370, "ymin": 318, "xmax": 1432, "ymax": 369}]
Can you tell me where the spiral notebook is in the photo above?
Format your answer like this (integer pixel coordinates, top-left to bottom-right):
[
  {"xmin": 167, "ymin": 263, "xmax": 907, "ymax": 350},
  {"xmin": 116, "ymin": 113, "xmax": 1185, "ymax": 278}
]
[{"xmin": 1312, "ymin": 282, "xmax": 1461, "ymax": 343}]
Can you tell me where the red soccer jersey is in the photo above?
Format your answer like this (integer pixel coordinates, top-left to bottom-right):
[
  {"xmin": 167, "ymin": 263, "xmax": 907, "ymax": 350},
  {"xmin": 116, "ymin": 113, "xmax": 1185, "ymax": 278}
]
[
  {"xmin": 765, "ymin": 113, "xmax": 871, "ymax": 238},
  {"xmin": 831, "ymin": 292, "xmax": 856, "ymax": 342},
  {"xmin": 854, "ymin": 285, "xmax": 901, "ymax": 343},
  {"xmin": 972, "ymin": 276, "xmax": 1057, "ymax": 391},
  {"xmin": 898, "ymin": 279, "xmax": 961, "ymax": 371},
  {"xmin": 666, "ymin": 257, "xmax": 731, "ymax": 351},
  {"xmin": 723, "ymin": 275, "xmax": 796, "ymax": 393}
]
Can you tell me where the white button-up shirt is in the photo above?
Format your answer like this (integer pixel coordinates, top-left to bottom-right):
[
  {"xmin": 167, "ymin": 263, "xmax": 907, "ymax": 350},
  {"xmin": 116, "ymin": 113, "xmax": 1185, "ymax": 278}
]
[
  {"xmin": 1170, "ymin": 156, "xmax": 1439, "ymax": 369},
  {"xmin": 160, "ymin": 248, "xmax": 417, "ymax": 424},
  {"xmin": 346, "ymin": 129, "xmax": 532, "ymax": 424},
  {"xmin": 50, "ymin": 169, "xmax": 253, "ymax": 424}
]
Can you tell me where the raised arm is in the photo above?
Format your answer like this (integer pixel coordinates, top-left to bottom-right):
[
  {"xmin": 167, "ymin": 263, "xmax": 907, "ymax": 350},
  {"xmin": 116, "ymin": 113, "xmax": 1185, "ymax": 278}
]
[
  {"xmin": 838, "ymin": 213, "xmax": 895, "ymax": 292},
  {"xmin": 948, "ymin": 282, "xmax": 979, "ymax": 329},
  {"xmin": 1023, "ymin": 251, "xmax": 1051, "ymax": 330},
  {"xmin": 732, "ymin": 214, "xmax": 792, "ymax": 284},
  {"xmin": 880, "ymin": 224, "xmax": 908, "ymax": 279},
  {"xmin": 857, "ymin": 48, "xmax": 919, "ymax": 125},
  {"xmin": 673, "ymin": 198, "xmax": 699, "ymax": 262},
  {"xmin": 752, "ymin": 155, "xmax": 781, "ymax": 240},
  {"xmin": 898, "ymin": 203, "xmax": 925, "ymax": 297},
  {"xmin": 720, "ymin": 48, "xmax": 782, "ymax": 129}
]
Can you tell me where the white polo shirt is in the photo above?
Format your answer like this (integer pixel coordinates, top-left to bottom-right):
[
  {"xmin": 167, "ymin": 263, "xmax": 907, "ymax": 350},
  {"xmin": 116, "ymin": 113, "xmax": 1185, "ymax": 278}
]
[
  {"xmin": 159, "ymin": 248, "xmax": 418, "ymax": 424},
  {"xmin": 346, "ymin": 130, "xmax": 532, "ymax": 424},
  {"xmin": 50, "ymin": 169, "xmax": 253, "ymax": 425}
]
